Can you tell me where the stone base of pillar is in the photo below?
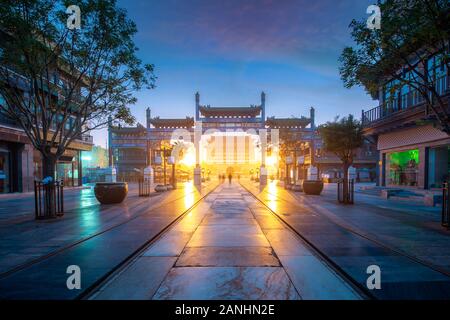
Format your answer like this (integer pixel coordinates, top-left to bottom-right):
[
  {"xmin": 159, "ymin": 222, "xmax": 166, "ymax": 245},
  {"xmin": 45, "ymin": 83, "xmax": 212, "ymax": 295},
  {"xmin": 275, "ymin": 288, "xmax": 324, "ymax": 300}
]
[
  {"xmin": 194, "ymin": 167, "xmax": 202, "ymax": 188},
  {"xmin": 259, "ymin": 166, "xmax": 268, "ymax": 186},
  {"xmin": 105, "ymin": 167, "xmax": 117, "ymax": 183},
  {"xmin": 144, "ymin": 166, "xmax": 154, "ymax": 185},
  {"xmin": 307, "ymin": 165, "xmax": 318, "ymax": 181}
]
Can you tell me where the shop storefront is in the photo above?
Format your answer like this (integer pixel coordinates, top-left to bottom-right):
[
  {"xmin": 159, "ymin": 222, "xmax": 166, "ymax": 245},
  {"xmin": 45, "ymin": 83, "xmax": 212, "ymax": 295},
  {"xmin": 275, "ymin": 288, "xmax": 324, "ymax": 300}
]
[
  {"xmin": 33, "ymin": 149, "xmax": 83, "ymax": 187},
  {"xmin": 0, "ymin": 145, "xmax": 10, "ymax": 193},
  {"xmin": 428, "ymin": 145, "xmax": 450, "ymax": 189},
  {"xmin": 55, "ymin": 150, "xmax": 82, "ymax": 187},
  {"xmin": 0, "ymin": 141, "xmax": 30, "ymax": 193},
  {"xmin": 387, "ymin": 149, "xmax": 419, "ymax": 186},
  {"xmin": 378, "ymin": 125, "xmax": 450, "ymax": 189}
]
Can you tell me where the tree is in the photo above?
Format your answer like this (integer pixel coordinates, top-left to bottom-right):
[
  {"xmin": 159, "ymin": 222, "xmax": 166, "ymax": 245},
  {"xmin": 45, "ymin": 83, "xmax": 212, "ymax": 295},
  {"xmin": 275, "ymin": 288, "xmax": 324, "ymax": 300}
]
[
  {"xmin": 339, "ymin": 0, "xmax": 450, "ymax": 133},
  {"xmin": 319, "ymin": 115, "xmax": 363, "ymax": 203},
  {"xmin": 278, "ymin": 129, "xmax": 302, "ymax": 185},
  {"xmin": 0, "ymin": 0, "xmax": 155, "ymax": 184},
  {"xmin": 0, "ymin": 0, "xmax": 155, "ymax": 218}
]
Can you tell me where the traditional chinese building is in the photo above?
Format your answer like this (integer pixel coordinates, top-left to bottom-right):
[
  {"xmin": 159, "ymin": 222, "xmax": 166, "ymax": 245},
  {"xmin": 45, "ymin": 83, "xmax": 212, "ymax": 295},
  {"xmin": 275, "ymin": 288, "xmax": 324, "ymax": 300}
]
[
  {"xmin": 362, "ymin": 53, "xmax": 450, "ymax": 189},
  {"xmin": 109, "ymin": 92, "xmax": 377, "ymax": 184}
]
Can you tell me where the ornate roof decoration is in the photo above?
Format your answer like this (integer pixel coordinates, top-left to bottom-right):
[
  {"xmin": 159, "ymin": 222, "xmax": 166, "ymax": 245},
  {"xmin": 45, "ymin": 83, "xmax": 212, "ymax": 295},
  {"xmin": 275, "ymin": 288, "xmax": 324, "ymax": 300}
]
[
  {"xmin": 110, "ymin": 122, "xmax": 147, "ymax": 135},
  {"xmin": 149, "ymin": 116, "xmax": 194, "ymax": 128},
  {"xmin": 199, "ymin": 105, "xmax": 262, "ymax": 117},
  {"xmin": 265, "ymin": 116, "xmax": 311, "ymax": 128}
]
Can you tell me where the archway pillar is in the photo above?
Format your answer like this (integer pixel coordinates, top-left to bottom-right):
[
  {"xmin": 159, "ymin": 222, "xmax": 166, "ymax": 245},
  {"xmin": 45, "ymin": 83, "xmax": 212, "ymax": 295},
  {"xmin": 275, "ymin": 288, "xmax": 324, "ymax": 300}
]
[{"xmin": 194, "ymin": 121, "xmax": 202, "ymax": 189}]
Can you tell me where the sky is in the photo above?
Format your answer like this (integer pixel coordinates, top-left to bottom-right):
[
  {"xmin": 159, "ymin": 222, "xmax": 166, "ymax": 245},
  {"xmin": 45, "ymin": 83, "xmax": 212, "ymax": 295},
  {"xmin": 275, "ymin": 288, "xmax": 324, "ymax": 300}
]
[{"xmin": 93, "ymin": 0, "xmax": 376, "ymax": 147}]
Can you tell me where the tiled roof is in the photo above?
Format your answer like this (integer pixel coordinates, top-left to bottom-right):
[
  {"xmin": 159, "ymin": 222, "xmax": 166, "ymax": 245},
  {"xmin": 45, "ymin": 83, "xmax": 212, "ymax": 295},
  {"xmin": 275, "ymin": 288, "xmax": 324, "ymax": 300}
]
[
  {"xmin": 199, "ymin": 106, "xmax": 262, "ymax": 117},
  {"xmin": 149, "ymin": 117, "xmax": 194, "ymax": 128},
  {"xmin": 265, "ymin": 117, "xmax": 311, "ymax": 128}
]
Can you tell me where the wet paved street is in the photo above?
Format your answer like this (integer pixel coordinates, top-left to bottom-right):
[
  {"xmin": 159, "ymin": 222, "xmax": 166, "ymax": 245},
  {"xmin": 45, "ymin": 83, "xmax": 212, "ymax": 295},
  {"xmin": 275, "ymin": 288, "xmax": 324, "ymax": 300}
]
[
  {"xmin": 0, "ymin": 182, "xmax": 217, "ymax": 299},
  {"xmin": 241, "ymin": 180, "xmax": 450, "ymax": 300},
  {"xmin": 92, "ymin": 183, "xmax": 362, "ymax": 300}
]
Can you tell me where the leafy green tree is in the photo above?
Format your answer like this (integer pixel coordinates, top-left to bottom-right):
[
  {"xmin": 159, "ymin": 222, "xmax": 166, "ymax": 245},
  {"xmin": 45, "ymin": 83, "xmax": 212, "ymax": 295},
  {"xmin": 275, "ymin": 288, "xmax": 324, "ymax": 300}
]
[
  {"xmin": 339, "ymin": 0, "xmax": 450, "ymax": 133},
  {"xmin": 0, "ymin": 0, "xmax": 155, "ymax": 184},
  {"xmin": 319, "ymin": 115, "xmax": 363, "ymax": 203}
]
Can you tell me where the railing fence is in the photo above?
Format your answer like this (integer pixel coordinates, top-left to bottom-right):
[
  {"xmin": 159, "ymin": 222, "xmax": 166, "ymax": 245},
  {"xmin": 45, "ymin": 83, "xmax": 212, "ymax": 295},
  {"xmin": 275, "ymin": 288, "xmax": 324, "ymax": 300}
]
[
  {"xmin": 34, "ymin": 180, "xmax": 64, "ymax": 219},
  {"xmin": 138, "ymin": 177, "xmax": 152, "ymax": 197},
  {"xmin": 442, "ymin": 182, "xmax": 450, "ymax": 229},
  {"xmin": 337, "ymin": 179, "xmax": 354, "ymax": 204}
]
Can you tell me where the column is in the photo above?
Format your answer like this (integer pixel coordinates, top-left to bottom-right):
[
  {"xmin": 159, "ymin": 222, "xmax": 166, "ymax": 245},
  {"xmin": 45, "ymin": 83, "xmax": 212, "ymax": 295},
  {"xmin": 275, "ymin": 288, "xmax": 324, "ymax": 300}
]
[
  {"xmin": 418, "ymin": 146, "xmax": 427, "ymax": 189},
  {"xmin": 193, "ymin": 121, "xmax": 202, "ymax": 188},
  {"xmin": 259, "ymin": 129, "xmax": 267, "ymax": 186}
]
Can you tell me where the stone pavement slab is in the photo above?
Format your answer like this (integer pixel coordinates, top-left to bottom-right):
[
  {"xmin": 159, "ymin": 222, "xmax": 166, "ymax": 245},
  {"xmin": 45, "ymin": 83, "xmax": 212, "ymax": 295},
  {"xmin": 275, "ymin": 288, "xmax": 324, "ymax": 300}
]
[
  {"xmin": 280, "ymin": 255, "xmax": 361, "ymax": 300},
  {"xmin": 152, "ymin": 267, "xmax": 300, "ymax": 300},
  {"xmin": 92, "ymin": 257, "xmax": 176, "ymax": 300},
  {"xmin": 92, "ymin": 182, "xmax": 362, "ymax": 300},
  {"xmin": 187, "ymin": 225, "xmax": 270, "ymax": 247},
  {"xmin": 0, "ymin": 182, "xmax": 217, "ymax": 299},
  {"xmin": 242, "ymin": 180, "xmax": 450, "ymax": 300},
  {"xmin": 176, "ymin": 247, "xmax": 280, "ymax": 267}
]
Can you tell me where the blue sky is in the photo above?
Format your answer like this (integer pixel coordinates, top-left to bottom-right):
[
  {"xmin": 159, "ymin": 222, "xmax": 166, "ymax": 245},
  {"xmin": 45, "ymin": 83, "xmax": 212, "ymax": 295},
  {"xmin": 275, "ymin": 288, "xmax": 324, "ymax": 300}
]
[{"xmin": 93, "ymin": 0, "xmax": 376, "ymax": 147}]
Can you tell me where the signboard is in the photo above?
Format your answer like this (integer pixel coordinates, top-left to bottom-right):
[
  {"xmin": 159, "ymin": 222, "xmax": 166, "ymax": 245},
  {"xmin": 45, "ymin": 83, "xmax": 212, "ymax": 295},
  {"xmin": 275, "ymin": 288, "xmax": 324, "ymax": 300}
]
[
  {"xmin": 286, "ymin": 156, "xmax": 293, "ymax": 165},
  {"xmin": 167, "ymin": 156, "xmax": 175, "ymax": 165},
  {"xmin": 154, "ymin": 156, "xmax": 162, "ymax": 165}
]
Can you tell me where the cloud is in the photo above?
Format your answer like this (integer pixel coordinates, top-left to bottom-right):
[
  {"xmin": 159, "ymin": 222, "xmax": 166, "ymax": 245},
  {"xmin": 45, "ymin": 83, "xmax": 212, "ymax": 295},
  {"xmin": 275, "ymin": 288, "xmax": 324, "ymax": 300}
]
[{"xmin": 126, "ymin": 0, "xmax": 372, "ymax": 77}]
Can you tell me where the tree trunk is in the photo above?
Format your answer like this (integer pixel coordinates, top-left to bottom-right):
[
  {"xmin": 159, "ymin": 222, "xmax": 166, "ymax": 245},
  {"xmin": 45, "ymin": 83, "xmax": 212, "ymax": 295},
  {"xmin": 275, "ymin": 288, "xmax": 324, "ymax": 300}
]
[
  {"xmin": 343, "ymin": 162, "xmax": 349, "ymax": 204},
  {"xmin": 42, "ymin": 155, "xmax": 56, "ymax": 180},
  {"xmin": 41, "ymin": 155, "xmax": 57, "ymax": 218}
]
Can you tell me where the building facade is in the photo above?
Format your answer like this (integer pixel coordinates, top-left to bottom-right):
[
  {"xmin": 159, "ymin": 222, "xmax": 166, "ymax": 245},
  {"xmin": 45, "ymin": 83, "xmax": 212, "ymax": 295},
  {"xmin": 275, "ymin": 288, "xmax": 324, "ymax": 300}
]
[
  {"xmin": 362, "ymin": 53, "xmax": 450, "ymax": 189},
  {"xmin": 0, "ymin": 110, "xmax": 93, "ymax": 193},
  {"xmin": 0, "ymin": 30, "xmax": 94, "ymax": 193},
  {"xmin": 110, "ymin": 92, "xmax": 377, "ymax": 183}
]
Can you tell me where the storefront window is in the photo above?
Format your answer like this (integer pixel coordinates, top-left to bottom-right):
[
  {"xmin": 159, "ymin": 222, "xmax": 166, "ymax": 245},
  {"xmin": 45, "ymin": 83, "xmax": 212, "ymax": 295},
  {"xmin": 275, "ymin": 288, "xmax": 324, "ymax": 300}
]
[
  {"xmin": 388, "ymin": 149, "xmax": 419, "ymax": 186},
  {"xmin": 55, "ymin": 152, "xmax": 80, "ymax": 187},
  {"xmin": 0, "ymin": 148, "xmax": 10, "ymax": 193},
  {"xmin": 428, "ymin": 146, "xmax": 450, "ymax": 189}
]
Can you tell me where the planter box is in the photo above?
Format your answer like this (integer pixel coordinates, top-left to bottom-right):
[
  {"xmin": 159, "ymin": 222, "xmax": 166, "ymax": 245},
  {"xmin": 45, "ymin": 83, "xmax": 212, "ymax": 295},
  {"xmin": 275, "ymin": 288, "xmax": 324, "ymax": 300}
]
[
  {"xmin": 155, "ymin": 184, "xmax": 168, "ymax": 192},
  {"xmin": 302, "ymin": 180, "xmax": 324, "ymax": 195},
  {"xmin": 94, "ymin": 182, "xmax": 128, "ymax": 204}
]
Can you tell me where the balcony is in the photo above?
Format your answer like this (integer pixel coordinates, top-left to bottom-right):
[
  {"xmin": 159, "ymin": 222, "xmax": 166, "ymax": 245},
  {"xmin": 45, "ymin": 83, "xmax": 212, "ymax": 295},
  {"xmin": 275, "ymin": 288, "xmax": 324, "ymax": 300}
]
[
  {"xmin": 362, "ymin": 75, "xmax": 450, "ymax": 127},
  {"xmin": 78, "ymin": 134, "xmax": 94, "ymax": 144},
  {"xmin": 0, "ymin": 112, "xmax": 20, "ymax": 128}
]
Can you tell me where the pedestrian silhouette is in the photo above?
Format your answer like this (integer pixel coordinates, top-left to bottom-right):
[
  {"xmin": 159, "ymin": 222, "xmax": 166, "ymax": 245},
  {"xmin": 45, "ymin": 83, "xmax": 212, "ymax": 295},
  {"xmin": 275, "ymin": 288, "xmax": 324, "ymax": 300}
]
[{"xmin": 228, "ymin": 174, "xmax": 232, "ymax": 184}]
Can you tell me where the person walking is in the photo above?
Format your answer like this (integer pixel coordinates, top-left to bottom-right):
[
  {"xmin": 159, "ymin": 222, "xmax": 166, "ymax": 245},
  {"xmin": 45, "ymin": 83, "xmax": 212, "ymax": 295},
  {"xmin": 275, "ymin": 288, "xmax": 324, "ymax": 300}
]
[{"xmin": 228, "ymin": 173, "xmax": 232, "ymax": 184}]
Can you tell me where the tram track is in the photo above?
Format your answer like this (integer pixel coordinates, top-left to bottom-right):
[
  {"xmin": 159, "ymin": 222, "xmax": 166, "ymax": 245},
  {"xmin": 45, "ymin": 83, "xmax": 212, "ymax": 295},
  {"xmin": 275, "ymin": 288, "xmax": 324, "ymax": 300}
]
[
  {"xmin": 240, "ymin": 181, "xmax": 450, "ymax": 299},
  {"xmin": 78, "ymin": 181, "xmax": 222, "ymax": 300},
  {"xmin": 0, "ymin": 182, "xmax": 220, "ymax": 287},
  {"xmin": 239, "ymin": 181, "xmax": 375, "ymax": 299},
  {"xmin": 258, "ymin": 183, "xmax": 450, "ymax": 278}
]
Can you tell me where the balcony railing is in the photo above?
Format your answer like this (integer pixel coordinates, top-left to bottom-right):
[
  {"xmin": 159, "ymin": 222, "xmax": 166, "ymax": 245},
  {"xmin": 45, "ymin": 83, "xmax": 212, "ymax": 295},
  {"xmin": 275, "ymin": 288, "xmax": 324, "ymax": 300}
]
[
  {"xmin": 0, "ymin": 112, "xmax": 20, "ymax": 127},
  {"xmin": 362, "ymin": 75, "xmax": 450, "ymax": 126},
  {"xmin": 77, "ymin": 134, "xmax": 94, "ymax": 144}
]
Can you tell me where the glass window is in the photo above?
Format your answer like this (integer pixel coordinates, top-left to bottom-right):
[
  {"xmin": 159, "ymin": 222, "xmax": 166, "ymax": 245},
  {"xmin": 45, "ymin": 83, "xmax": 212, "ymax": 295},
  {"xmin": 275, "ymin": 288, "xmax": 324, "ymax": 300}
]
[
  {"xmin": 0, "ymin": 149, "xmax": 10, "ymax": 193},
  {"xmin": 384, "ymin": 79, "xmax": 400, "ymax": 112},
  {"xmin": 428, "ymin": 54, "xmax": 449, "ymax": 95},
  {"xmin": 428, "ymin": 145, "xmax": 450, "ymax": 189},
  {"xmin": 388, "ymin": 149, "xmax": 419, "ymax": 186}
]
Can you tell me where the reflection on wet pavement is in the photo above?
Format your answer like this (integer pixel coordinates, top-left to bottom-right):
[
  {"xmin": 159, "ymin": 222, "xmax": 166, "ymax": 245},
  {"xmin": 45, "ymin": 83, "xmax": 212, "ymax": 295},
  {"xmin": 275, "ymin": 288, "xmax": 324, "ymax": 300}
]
[{"xmin": 93, "ymin": 182, "xmax": 361, "ymax": 300}]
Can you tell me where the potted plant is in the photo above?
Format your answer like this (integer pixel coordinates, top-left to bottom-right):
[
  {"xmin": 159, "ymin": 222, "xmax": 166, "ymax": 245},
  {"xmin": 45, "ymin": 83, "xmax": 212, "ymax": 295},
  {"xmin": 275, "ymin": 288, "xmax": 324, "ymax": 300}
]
[
  {"xmin": 302, "ymin": 180, "xmax": 324, "ymax": 195},
  {"xmin": 155, "ymin": 184, "xmax": 168, "ymax": 192},
  {"xmin": 94, "ymin": 182, "xmax": 128, "ymax": 204}
]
